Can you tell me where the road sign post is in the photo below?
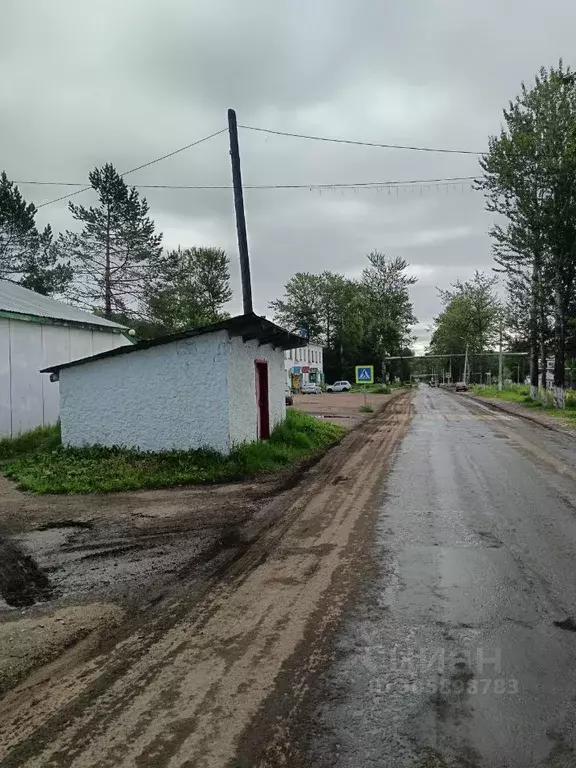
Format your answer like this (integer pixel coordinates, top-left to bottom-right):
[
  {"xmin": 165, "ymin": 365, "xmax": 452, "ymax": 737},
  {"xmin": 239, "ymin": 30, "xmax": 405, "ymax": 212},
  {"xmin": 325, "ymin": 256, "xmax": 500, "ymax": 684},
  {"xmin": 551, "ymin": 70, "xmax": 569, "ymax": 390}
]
[
  {"xmin": 355, "ymin": 366, "xmax": 374, "ymax": 406},
  {"xmin": 355, "ymin": 366, "xmax": 374, "ymax": 384}
]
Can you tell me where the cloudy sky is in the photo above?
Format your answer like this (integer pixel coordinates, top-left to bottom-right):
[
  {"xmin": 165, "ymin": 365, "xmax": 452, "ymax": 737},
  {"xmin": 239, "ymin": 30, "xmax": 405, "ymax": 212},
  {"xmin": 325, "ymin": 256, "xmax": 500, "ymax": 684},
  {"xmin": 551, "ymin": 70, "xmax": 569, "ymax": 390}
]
[{"xmin": 3, "ymin": 1, "xmax": 575, "ymax": 349}]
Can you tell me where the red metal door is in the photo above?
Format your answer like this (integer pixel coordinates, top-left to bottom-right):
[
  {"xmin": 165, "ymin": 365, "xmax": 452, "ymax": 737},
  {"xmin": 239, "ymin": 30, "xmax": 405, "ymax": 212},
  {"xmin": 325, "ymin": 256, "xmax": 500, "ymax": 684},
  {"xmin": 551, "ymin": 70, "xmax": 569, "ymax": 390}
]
[{"xmin": 255, "ymin": 360, "xmax": 270, "ymax": 439}]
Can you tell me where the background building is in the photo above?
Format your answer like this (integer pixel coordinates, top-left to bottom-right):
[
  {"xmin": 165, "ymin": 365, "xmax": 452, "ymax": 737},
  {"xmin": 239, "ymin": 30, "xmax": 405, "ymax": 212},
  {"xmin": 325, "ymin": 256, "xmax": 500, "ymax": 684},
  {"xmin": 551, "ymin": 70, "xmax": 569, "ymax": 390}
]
[
  {"xmin": 0, "ymin": 280, "xmax": 130, "ymax": 437},
  {"xmin": 285, "ymin": 343, "xmax": 324, "ymax": 390}
]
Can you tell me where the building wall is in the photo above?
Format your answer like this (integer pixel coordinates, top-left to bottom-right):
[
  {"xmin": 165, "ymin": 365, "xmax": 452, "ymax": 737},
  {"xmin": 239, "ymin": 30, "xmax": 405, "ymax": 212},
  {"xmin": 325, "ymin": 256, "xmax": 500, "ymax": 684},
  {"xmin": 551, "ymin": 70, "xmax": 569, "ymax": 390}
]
[
  {"xmin": 0, "ymin": 317, "xmax": 129, "ymax": 437},
  {"xmin": 284, "ymin": 343, "xmax": 324, "ymax": 387},
  {"xmin": 59, "ymin": 332, "xmax": 231, "ymax": 453},
  {"xmin": 228, "ymin": 338, "xmax": 286, "ymax": 447}
]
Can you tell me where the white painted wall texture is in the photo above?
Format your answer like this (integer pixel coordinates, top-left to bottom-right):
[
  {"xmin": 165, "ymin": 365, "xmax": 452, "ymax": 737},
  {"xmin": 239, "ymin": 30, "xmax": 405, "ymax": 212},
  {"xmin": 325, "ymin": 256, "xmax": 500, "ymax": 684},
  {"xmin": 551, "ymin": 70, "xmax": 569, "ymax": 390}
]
[
  {"xmin": 60, "ymin": 332, "xmax": 230, "ymax": 453},
  {"xmin": 0, "ymin": 318, "xmax": 129, "ymax": 437},
  {"xmin": 59, "ymin": 331, "xmax": 287, "ymax": 454}
]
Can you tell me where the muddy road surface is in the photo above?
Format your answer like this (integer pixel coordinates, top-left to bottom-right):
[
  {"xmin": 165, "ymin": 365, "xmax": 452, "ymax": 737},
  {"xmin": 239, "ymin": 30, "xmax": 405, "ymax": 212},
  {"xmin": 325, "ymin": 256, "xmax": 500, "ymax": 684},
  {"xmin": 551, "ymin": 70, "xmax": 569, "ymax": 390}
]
[
  {"xmin": 0, "ymin": 393, "xmax": 412, "ymax": 767},
  {"xmin": 294, "ymin": 386, "xmax": 576, "ymax": 767}
]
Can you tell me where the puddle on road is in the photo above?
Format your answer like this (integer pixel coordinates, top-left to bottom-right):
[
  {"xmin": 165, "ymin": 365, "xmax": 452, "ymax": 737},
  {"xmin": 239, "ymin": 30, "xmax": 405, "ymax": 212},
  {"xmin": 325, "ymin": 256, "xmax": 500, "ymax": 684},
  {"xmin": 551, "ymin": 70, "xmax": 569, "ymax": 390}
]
[
  {"xmin": 36, "ymin": 519, "xmax": 93, "ymax": 531},
  {"xmin": 0, "ymin": 540, "xmax": 53, "ymax": 607},
  {"xmin": 553, "ymin": 617, "xmax": 576, "ymax": 632}
]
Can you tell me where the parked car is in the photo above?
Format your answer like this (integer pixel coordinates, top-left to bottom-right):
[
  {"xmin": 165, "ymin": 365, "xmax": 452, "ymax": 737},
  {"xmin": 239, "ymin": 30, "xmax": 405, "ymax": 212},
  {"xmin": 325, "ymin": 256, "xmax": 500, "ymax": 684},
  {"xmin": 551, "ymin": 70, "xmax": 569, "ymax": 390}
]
[
  {"xmin": 326, "ymin": 380, "xmax": 352, "ymax": 393},
  {"xmin": 301, "ymin": 382, "xmax": 322, "ymax": 394},
  {"xmin": 285, "ymin": 388, "xmax": 294, "ymax": 406},
  {"xmin": 455, "ymin": 381, "xmax": 468, "ymax": 392}
]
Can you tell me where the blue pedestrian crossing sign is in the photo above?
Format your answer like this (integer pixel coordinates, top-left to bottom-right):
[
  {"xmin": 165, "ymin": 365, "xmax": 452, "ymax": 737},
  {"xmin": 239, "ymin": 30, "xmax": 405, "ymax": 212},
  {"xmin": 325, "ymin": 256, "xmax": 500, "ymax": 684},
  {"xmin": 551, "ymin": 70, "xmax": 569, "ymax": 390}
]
[{"xmin": 355, "ymin": 365, "xmax": 374, "ymax": 384}]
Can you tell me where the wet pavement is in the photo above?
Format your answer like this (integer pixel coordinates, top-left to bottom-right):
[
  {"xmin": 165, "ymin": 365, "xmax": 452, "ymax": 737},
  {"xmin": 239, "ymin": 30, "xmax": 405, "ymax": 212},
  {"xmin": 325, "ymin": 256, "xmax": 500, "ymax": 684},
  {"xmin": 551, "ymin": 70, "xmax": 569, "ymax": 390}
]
[{"xmin": 300, "ymin": 385, "xmax": 576, "ymax": 768}]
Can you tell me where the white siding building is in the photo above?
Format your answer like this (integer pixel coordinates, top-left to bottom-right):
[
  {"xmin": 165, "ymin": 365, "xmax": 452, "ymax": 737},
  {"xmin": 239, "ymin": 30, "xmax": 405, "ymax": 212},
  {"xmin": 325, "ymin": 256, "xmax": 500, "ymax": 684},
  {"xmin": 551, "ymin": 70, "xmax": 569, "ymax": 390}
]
[
  {"xmin": 43, "ymin": 313, "xmax": 306, "ymax": 455},
  {"xmin": 285, "ymin": 343, "xmax": 324, "ymax": 389},
  {"xmin": 0, "ymin": 280, "xmax": 130, "ymax": 437}
]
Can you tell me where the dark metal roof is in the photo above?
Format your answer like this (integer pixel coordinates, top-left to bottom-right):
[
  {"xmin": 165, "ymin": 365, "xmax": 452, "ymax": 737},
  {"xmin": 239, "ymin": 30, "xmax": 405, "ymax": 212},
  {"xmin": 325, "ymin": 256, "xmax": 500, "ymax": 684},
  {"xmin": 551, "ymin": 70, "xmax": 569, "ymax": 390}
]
[
  {"xmin": 0, "ymin": 279, "xmax": 126, "ymax": 330},
  {"xmin": 41, "ymin": 312, "xmax": 307, "ymax": 373}
]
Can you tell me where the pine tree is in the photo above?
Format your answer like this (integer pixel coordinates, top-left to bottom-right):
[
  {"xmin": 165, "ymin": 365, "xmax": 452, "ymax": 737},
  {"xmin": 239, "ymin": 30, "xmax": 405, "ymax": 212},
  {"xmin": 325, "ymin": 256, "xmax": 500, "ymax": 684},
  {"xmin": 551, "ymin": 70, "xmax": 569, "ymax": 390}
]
[
  {"xmin": 0, "ymin": 172, "xmax": 71, "ymax": 295},
  {"xmin": 61, "ymin": 164, "xmax": 162, "ymax": 318}
]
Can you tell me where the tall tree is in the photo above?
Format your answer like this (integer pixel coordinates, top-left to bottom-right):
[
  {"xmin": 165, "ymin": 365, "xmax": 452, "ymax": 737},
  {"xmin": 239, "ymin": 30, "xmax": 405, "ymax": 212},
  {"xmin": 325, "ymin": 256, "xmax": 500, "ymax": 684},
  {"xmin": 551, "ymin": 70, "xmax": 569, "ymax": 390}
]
[
  {"xmin": 61, "ymin": 163, "xmax": 162, "ymax": 319},
  {"xmin": 360, "ymin": 252, "xmax": 417, "ymax": 380},
  {"xmin": 429, "ymin": 272, "xmax": 501, "ymax": 382},
  {"xmin": 144, "ymin": 246, "xmax": 232, "ymax": 332},
  {"xmin": 0, "ymin": 173, "xmax": 72, "ymax": 295},
  {"xmin": 270, "ymin": 254, "xmax": 416, "ymax": 382},
  {"xmin": 319, "ymin": 273, "xmax": 364, "ymax": 380},
  {"xmin": 479, "ymin": 62, "xmax": 576, "ymax": 407},
  {"xmin": 269, "ymin": 272, "xmax": 326, "ymax": 340}
]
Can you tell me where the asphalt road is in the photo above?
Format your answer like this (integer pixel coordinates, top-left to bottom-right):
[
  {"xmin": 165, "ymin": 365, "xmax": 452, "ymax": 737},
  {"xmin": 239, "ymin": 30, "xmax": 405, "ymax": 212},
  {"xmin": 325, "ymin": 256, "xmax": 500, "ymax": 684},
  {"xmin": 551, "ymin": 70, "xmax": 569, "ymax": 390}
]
[{"xmin": 299, "ymin": 386, "xmax": 576, "ymax": 768}]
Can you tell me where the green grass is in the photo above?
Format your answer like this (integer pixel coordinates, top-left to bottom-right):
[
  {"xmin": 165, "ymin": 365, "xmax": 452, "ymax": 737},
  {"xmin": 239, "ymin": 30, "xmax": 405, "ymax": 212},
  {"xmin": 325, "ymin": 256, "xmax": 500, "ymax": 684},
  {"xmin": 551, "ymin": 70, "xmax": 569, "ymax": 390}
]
[
  {"xmin": 350, "ymin": 383, "xmax": 393, "ymax": 394},
  {"xmin": 0, "ymin": 424, "xmax": 61, "ymax": 461},
  {"xmin": 469, "ymin": 384, "xmax": 532, "ymax": 404},
  {"xmin": 1, "ymin": 410, "xmax": 345, "ymax": 495},
  {"xmin": 469, "ymin": 384, "xmax": 576, "ymax": 425}
]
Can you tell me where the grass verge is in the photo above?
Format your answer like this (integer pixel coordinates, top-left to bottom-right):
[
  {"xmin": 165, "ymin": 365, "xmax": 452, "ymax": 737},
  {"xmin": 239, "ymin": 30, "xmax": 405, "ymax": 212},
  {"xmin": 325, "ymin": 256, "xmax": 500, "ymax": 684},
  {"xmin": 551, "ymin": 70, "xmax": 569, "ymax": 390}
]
[
  {"xmin": 469, "ymin": 384, "xmax": 576, "ymax": 425},
  {"xmin": 0, "ymin": 425, "xmax": 62, "ymax": 461},
  {"xmin": 1, "ymin": 410, "xmax": 345, "ymax": 494},
  {"xmin": 349, "ymin": 383, "xmax": 407, "ymax": 394}
]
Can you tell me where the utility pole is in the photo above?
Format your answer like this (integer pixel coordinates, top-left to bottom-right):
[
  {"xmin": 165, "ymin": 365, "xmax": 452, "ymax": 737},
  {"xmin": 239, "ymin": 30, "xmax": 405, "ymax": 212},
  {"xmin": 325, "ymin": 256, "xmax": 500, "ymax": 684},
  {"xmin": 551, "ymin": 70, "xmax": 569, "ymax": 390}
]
[
  {"xmin": 463, "ymin": 343, "xmax": 469, "ymax": 385},
  {"xmin": 498, "ymin": 320, "xmax": 504, "ymax": 392},
  {"xmin": 228, "ymin": 108, "xmax": 253, "ymax": 315}
]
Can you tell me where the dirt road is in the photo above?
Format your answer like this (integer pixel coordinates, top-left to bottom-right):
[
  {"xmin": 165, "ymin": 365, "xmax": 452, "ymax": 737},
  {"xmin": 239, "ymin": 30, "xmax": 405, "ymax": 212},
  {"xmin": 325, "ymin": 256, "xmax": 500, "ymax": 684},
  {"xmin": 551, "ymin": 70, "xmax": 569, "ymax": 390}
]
[
  {"xmin": 293, "ymin": 390, "xmax": 387, "ymax": 429},
  {"xmin": 0, "ymin": 392, "xmax": 412, "ymax": 767}
]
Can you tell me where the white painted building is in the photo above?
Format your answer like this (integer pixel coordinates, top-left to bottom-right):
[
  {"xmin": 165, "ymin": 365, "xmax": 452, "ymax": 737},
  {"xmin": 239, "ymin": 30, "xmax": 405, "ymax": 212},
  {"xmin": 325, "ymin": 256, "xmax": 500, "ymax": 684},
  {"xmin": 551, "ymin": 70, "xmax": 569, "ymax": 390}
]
[
  {"xmin": 43, "ymin": 313, "xmax": 306, "ymax": 454},
  {"xmin": 285, "ymin": 343, "xmax": 324, "ymax": 389},
  {"xmin": 0, "ymin": 280, "xmax": 130, "ymax": 437}
]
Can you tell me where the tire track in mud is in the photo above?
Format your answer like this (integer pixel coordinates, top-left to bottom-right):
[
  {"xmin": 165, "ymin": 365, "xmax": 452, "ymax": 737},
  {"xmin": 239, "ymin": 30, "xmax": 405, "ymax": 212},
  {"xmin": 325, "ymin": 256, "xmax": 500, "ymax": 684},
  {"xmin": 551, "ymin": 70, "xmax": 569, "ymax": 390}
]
[{"xmin": 0, "ymin": 393, "xmax": 413, "ymax": 768}]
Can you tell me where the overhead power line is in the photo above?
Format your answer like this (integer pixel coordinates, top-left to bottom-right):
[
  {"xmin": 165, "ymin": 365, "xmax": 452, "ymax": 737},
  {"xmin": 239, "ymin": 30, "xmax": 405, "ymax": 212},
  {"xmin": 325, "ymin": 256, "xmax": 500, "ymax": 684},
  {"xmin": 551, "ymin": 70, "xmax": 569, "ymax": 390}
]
[
  {"xmin": 35, "ymin": 128, "xmax": 228, "ymax": 209},
  {"xmin": 238, "ymin": 124, "xmax": 484, "ymax": 156},
  {"xmin": 18, "ymin": 175, "xmax": 480, "ymax": 191}
]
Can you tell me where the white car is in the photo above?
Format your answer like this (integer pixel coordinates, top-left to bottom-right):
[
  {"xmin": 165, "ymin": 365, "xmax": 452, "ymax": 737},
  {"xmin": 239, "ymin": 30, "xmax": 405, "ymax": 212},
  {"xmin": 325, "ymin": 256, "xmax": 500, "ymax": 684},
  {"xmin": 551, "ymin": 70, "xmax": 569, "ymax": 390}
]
[
  {"xmin": 301, "ymin": 382, "xmax": 322, "ymax": 394},
  {"xmin": 326, "ymin": 380, "xmax": 352, "ymax": 392}
]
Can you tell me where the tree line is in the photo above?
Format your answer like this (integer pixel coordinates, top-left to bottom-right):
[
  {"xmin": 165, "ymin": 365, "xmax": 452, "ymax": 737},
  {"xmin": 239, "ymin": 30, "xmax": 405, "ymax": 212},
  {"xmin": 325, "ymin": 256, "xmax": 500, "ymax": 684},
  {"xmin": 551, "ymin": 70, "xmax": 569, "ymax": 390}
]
[
  {"xmin": 270, "ymin": 252, "xmax": 417, "ymax": 382},
  {"xmin": 478, "ymin": 61, "xmax": 576, "ymax": 408},
  {"xmin": 428, "ymin": 272, "xmax": 505, "ymax": 383},
  {"xmin": 0, "ymin": 165, "xmax": 232, "ymax": 336},
  {"xmin": 427, "ymin": 61, "xmax": 576, "ymax": 404},
  {"xmin": 1, "ymin": 163, "xmax": 419, "ymax": 378}
]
